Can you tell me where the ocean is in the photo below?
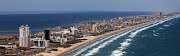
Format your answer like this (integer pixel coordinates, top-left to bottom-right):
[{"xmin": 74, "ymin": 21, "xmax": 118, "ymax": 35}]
[
  {"xmin": 0, "ymin": 11, "xmax": 154, "ymax": 35},
  {"xmin": 61, "ymin": 16, "xmax": 180, "ymax": 56},
  {"xmin": 1, "ymin": 11, "xmax": 180, "ymax": 56}
]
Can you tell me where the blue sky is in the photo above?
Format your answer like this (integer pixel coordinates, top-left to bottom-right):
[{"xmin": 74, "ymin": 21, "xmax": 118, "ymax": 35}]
[{"xmin": 0, "ymin": 0, "xmax": 179, "ymax": 12}]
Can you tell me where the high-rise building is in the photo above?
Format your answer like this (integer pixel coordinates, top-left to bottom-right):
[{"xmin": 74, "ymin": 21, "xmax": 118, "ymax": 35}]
[
  {"xmin": 44, "ymin": 28, "xmax": 51, "ymax": 40},
  {"xmin": 160, "ymin": 12, "xmax": 162, "ymax": 17},
  {"xmin": 92, "ymin": 24, "xmax": 98, "ymax": 33},
  {"xmin": 70, "ymin": 27, "xmax": 78, "ymax": 35},
  {"xmin": 19, "ymin": 25, "xmax": 30, "ymax": 47}
]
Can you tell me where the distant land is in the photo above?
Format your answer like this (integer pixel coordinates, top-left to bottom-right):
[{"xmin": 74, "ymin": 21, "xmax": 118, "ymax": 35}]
[{"xmin": 0, "ymin": 11, "xmax": 156, "ymax": 15}]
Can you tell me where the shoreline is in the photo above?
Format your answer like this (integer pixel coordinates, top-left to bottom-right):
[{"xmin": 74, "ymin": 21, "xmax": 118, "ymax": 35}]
[
  {"xmin": 0, "ymin": 12, "xmax": 156, "ymax": 36},
  {"xmin": 35, "ymin": 20, "xmax": 154, "ymax": 56},
  {"xmin": 58, "ymin": 21, "xmax": 153, "ymax": 56}
]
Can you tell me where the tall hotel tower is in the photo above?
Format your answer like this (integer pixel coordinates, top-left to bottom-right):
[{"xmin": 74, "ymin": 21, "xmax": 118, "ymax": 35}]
[{"xmin": 19, "ymin": 25, "xmax": 30, "ymax": 47}]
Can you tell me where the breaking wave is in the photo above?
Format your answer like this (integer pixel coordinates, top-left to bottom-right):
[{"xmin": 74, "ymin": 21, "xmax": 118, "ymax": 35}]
[
  {"xmin": 110, "ymin": 16, "xmax": 178, "ymax": 56},
  {"xmin": 61, "ymin": 16, "xmax": 180, "ymax": 56},
  {"xmin": 82, "ymin": 20, "xmax": 156, "ymax": 56},
  {"xmin": 72, "ymin": 22, "xmax": 149, "ymax": 56},
  {"xmin": 70, "ymin": 29, "xmax": 133, "ymax": 56}
]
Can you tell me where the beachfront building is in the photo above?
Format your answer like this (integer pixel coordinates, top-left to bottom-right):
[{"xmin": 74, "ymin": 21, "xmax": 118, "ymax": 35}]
[
  {"xmin": 61, "ymin": 29, "xmax": 71, "ymax": 34},
  {"xmin": 92, "ymin": 24, "xmax": 99, "ymax": 33},
  {"xmin": 0, "ymin": 45, "xmax": 17, "ymax": 49},
  {"xmin": 50, "ymin": 31, "xmax": 75, "ymax": 43},
  {"xmin": 30, "ymin": 38, "xmax": 50, "ymax": 48},
  {"xmin": 70, "ymin": 27, "xmax": 78, "ymax": 35},
  {"xmin": 19, "ymin": 25, "xmax": 31, "ymax": 47},
  {"xmin": 43, "ymin": 27, "xmax": 76, "ymax": 43},
  {"xmin": 44, "ymin": 28, "xmax": 51, "ymax": 41},
  {"xmin": 66, "ymin": 36, "xmax": 74, "ymax": 41},
  {"xmin": 50, "ymin": 32, "xmax": 64, "ymax": 42}
]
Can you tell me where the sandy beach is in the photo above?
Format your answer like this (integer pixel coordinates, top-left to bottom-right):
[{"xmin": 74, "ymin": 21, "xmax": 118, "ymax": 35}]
[{"xmin": 34, "ymin": 21, "xmax": 153, "ymax": 56}]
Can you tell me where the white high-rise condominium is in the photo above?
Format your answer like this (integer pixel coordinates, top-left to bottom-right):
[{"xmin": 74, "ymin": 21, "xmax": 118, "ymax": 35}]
[
  {"xmin": 19, "ymin": 25, "xmax": 30, "ymax": 47},
  {"xmin": 70, "ymin": 27, "xmax": 78, "ymax": 35}
]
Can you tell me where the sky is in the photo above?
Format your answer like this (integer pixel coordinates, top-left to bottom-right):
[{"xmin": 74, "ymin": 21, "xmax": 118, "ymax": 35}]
[{"xmin": 0, "ymin": 0, "xmax": 179, "ymax": 12}]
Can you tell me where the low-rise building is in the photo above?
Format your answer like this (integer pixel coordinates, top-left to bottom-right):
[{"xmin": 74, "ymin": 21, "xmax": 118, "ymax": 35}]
[
  {"xmin": 30, "ymin": 38, "xmax": 50, "ymax": 49},
  {"xmin": 0, "ymin": 45, "xmax": 17, "ymax": 49}
]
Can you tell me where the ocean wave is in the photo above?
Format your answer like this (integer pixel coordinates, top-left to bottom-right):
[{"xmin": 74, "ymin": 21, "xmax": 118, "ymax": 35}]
[
  {"xmin": 82, "ymin": 22, "xmax": 154, "ymax": 56},
  {"xmin": 64, "ymin": 16, "xmax": 180, "ymax": 56},
  {"xmin": 154, "ymin": 34, "xmax": 158, "ymax": 36},
  {"xmin": 141, "ymin": 35, "xmax": 145, "ymax": 37},
  {"xmin": 164, "ymin": 25, "xmax": 169, "ymax": 27},
  {"xmin": 159, "ymin": 27, "xmax": 163, "ymax": 29},
  {"xmin": 152, "ymin": 30, "xmax": 156, "ymax": 33},
  {"xmin": 82, "ymin": 17, "xmax": 163, "ymax": 56},
  {"xmin": 71, "ymin": 21, "xmax": 154, "ymax": 56},
  {"xmin": 110, "ymin": 16, "xmax": 177, "ymax": 56},
  {"xmin": 83, "ymin": 30, "xmax": 134, "ymax": 56},
  {"xmin": 70, "ymin": 29, "xmax": 132, "ymax": 56}
]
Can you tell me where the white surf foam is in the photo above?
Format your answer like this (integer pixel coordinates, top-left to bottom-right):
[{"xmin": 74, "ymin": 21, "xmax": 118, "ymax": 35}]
[
  {"xmin": 82, "ymin": 23, "xmax": 152, "ymax": 56},
  {"xmin": 70, "ymin": 16, "xmax": 178, "ymax": 56},
  {"xmin": 83, "ymin": 30, "xmax": 134, "ymax": 56},
  {"xmin": 82, "ymin": 18, "xmax": 163, "ymax": 56},
  {"xmin": 141, "ymin": 35, "xmax": 145, "ymax": 37},
  {"xmin": 164, "ymin": 25, "xmax": 169, "ymax": 27},
  {"xmin": 154, "ymin": 34, "xmax": 158, "ymax": 36},
  {"xmin": 72, "ymin": 22, "xmax": 152, "ymax": 56},
  {"xmin": 111, "ymin": 17, "xmax": 176, "ymax": 56},
  {"xmin": 159, "ymin": 27, "xmax": 163, "ymax": 29},
  {"xmin": 72, "ymin": 32, "xmax": 122, "ymax": 56},
  {"xmin": 111, "ymin": 39, "xmax": 132, "ymax": 56},
  {"xmin": 71, "ymin": 29, "xmax": 133, "ymax": 56}
]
